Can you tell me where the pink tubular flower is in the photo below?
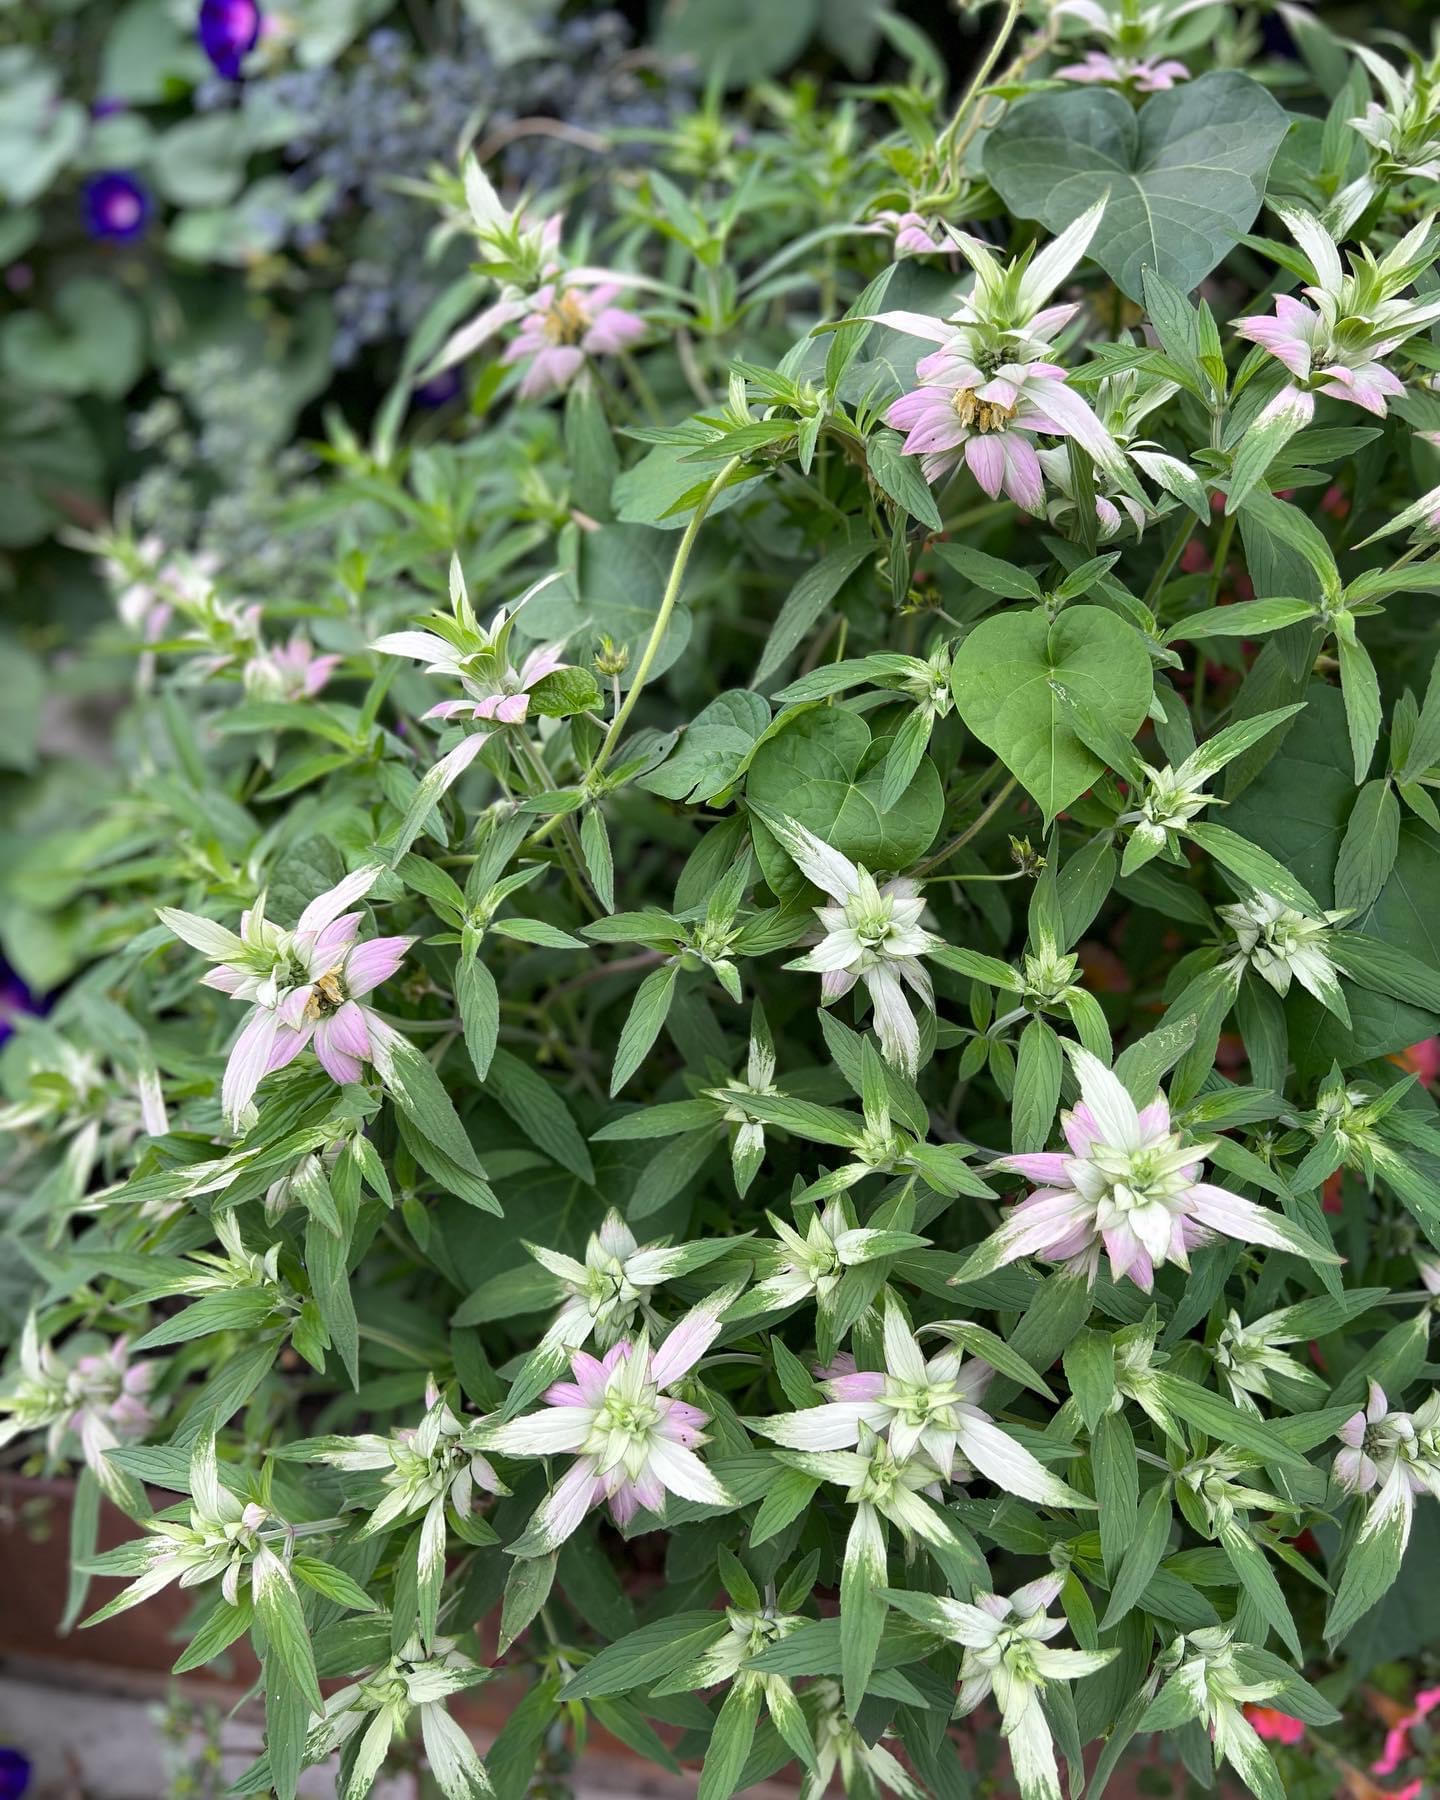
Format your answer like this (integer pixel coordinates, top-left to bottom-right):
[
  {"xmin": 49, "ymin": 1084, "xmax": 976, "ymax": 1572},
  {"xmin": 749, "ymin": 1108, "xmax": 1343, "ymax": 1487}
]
[
  {"xmin": 243, "ymin": 632, "xmax": 342, "ymax": 702},
  {"xmin": 501, "ymin": 280, "xmax": 645, "ymax": 399},
  {"xmin": 886, "ymin": 350, "xmax": 1118, "ymax": 509},
  {"xmin": 1057, "ymin": 50, "xmax": 1189, "ymax": 89},
  {"xmin": 1243, "ymin": 1705, "xmax": 1305, "ymax": 1746},
  {"xmin": 1235, "ymin": 208, "xmax": 1440, "ymax": 425},
  {"xmin": 1373, "ymin": 1686, "xmax": 1440, "ymax": 1777},
  {"xmin": 158, "ymin": 865, "xmax": 412, "ymax": 1123},
  {"xmin": 1236, "ymin": 295, "xmax": 1405, "ymax": 421},
  {"xmin": 481, "ymin": 1300, "xmax": 734, "ymax": 1550},
  {"xmin": 974, "ymin": 1049, "xmax": 1336, "ymax": 1291}
]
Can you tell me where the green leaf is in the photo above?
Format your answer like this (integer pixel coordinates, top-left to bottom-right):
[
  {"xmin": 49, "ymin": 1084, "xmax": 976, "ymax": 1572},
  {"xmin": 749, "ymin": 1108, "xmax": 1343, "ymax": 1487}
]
[
  {"xmin": 486, "ymin": 1046, "xmax": 594, "ymax": 1181},
  {"xmin": 457, "ymin": 952, "xmax": 500, "ymax": 1083},
  {"xmin": 1220, "ymin": 1520, "xmax": 1301, "ymax": 1659},
  {"xmin": 755, "ymin": 541, "xmax": 877, "ymax": 684},
  {"xmin": 1327, "ymin": 1499, "xmax": 1410, "ymax": 1645},
  {"xmin": 746, "ymin": 707, "xmax": 943, "ymax": 899},
  {"xmin": 950, "ymin": 604, "xmax": 1153, "ymax": 819},
  {"xmin": 698, "ymin": 1681, "xmax": 764, "ymax": 1800},
  {"xmin": 565, "ymin": 378, "xmax": 618, "ymax": 519},
  {"xmin": 984, "ymin": 73, "xmax": 1289, "ymax": 300},
  {"xmin": 382, "ymin": 1037, "xmax": 498, "ymax": 1209},
  {"xmin": 253, "ymin": 1547, "xmax": 323, "ymax": 1716},
  {"xmin": 558, "ymin": 1612, "xmax": 729, "ymax": 1700},
  {"xmin": 499, "ymin": 1551, "xmax": 557, "ymax": 1654},
  {"xmin": 825, "ymin": 262, "xmax": 897, "ymax": 392},
  {"xmin": 131, "ymin": 1288, "xmax": 279, "ymax": 1350},
  {"xmin": 840, "ymin": 1505, "xmax": 889, "ymax": 1717},
  {"xmin": 639, "ymin": 690, "xmax": 771, "ymax": 802},
  {"xmin": 749, "ymin": 1468, "xmax": 822, "ymax": 1546},
  {"xmin": 1063, "ymin": 1329, "xmax": 1116, "ymax": 1434},
  {"xmin": 1185, "ymin": 821, "xmax": 1319, "ymax": 916},
  {"xmin": 1334, "ymin": 780, "xmax": 1400, "ymax": 916},
  {"xmin": 931, "ymin": 541, "xmax": 1042, "ymax": 600},
  {"xmin": 1150, "ymin": 1373, "xmax": 1310, "ymax": 1470},
  {"xmin": 867, "ymin": 428, "xmax": 943, "ymax": 530},
  {"xmin": 291, "ymin": 1557, "xmax": 380, "ymax": 1613},
  {"xmin": 1337, "ymin": 632, "xmax": 1382, "ymax": 783},
  {"xmin": 1165, "ymin": 597, "xmax": 1316, "ymax": 644},
  {"xmin": 610, "ymin": 961, "xmax": 680, "ymax": 1095},
  {"xmin": 580, "ymin": 806, "xmax": 615, "ymax": 913},
  {"xmin": 1092, "ymin": 1411, "xmax": 1138, "ymax": 1580},
  {"xmin": 529, "ymin": 665, "xmax": 604, "ymax": 720},
  {"xmin": 1012, "ymin": 1017, "xmax": 1062, "ymax": 1155}
]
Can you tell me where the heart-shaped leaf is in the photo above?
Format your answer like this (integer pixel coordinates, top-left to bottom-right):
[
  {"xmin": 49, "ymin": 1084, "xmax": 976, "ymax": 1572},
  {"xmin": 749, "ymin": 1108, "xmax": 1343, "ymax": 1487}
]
[
  {"xmin": 983, "ymin": 72, "xmax": 1289, "ymax": 300},
  {"xmin": 1, "ymin": 277, "xmax": 145, "ymax": 399},
  {"xmin": 951, "ymin": 605, "xmax": 1153, "ymax": 819},
  {"xmin": 745, "ymin": 706, "xmax": 942, "ymax": 897}
]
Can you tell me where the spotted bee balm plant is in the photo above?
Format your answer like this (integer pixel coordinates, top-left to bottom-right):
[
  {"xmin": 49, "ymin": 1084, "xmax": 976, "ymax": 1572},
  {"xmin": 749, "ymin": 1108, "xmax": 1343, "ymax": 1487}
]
[{"xmin": 9, "ymin": 3, "xmax": 1440, "ymax": 1798}]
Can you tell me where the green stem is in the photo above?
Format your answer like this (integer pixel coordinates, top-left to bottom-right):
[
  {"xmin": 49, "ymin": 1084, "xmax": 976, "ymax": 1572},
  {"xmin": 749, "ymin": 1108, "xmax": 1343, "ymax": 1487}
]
[
  {"xmin": 941, "ymin": 0, "xmax": 1024, "ymax": 172},
  {"xmin": 589, "ymin": 457, "xmax": 742, "ymax": 784},
  {"xmin": 1143, "ymin": 514, "xmax": 1197, "ymax": 609},
  {"xmin": 512, "ymin": 737, "xmax": 599, "ymax": 914},
  {"xmin": 917, "ymin": 775, "xmax": 1019, "ymax": 876},
  {"xmin": 618, "ymin": 351, "xmax": 664, "ymax": 427}
]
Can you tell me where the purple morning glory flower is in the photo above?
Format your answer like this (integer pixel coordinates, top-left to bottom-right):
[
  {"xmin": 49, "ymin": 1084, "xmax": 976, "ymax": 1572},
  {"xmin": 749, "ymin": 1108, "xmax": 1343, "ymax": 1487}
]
[
  {"xmin": 82, "ymin": 172, "xmax": 150, "ymax": 244},
  {"xmin": 0, "ymin": 1748, "xmax": 31, "ymax": 1800},
  {"xmin": 91, "ymin": 96, "xmax": 128, "ymax": 118},
  {"xmin": 198, "ymin": 0, "xmax": 261, "ymax": 79},
  {"xmin": 413, "ymin": 368, "xmax": 462, "ymax": 409},
  {"xmin": 0, "ymin": 963, "xmax": 36, "ymax": 1046}
]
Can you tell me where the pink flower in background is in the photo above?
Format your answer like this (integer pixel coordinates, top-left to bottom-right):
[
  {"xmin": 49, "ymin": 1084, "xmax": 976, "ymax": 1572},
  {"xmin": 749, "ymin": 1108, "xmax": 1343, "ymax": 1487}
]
[
  {"xmin": 482, "ymin": 1302, "xmax": 733, "ymax": 1548},
  {"xmin": 1372, "ymin": 1686, "xmax": 1440, "ymax": 1776},
  {"xmin": 1057, "ymin": 50, "xmax": 1189, "ymax": 90},
  {"xmin": 67, "ymin": 1338, "xmax": 158, "ymax": 1468},
  {"xmin": 873, "ymin": 210, "xmax": 946, "ymax": 257},
  {"xmin": 1394, "ymin": 1037, "xmax": 1440, "ymax": 1087},
  {"xmin": 243, "ymin": 632, "xmax": 342, "ymax": 702},
  {"xmin": 1243, "ymin": 1705, "xmax": 1305, "ymax": 1745},
  {"xmin": 502, "ymin": 281, "xmax": 645, "ymax": 398},
  {"xmin": 976, "ymin": 1049, "xmax": 1334, "ymax": 1290}
]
